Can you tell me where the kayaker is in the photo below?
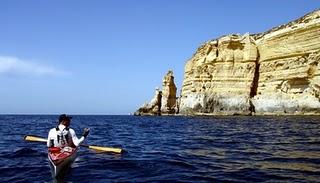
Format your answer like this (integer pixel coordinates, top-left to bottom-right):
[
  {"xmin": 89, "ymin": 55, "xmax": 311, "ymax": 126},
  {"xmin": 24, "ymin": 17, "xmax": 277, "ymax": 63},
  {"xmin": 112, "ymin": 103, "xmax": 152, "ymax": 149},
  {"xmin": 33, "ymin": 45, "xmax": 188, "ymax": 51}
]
[{"xmin": 47, "ymin": 114, "xmax": 90, "ymax": 149}]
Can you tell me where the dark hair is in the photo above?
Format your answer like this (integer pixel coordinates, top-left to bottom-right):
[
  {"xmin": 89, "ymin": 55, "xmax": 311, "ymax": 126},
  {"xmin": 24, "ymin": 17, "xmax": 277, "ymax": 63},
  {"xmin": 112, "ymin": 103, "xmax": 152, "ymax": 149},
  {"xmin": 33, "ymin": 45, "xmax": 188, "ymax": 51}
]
[{"xmin": 58, "ymin": 114, "xmax": 72, "ymax": 123}]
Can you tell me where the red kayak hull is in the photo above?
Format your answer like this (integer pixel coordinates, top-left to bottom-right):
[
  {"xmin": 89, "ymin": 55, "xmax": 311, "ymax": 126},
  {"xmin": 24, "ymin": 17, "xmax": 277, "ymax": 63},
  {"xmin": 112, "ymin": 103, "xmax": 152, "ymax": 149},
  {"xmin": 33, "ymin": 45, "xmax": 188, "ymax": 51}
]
[{"xmin": 48, "ymin": 147, "xmax": 78, "ymax": 177}]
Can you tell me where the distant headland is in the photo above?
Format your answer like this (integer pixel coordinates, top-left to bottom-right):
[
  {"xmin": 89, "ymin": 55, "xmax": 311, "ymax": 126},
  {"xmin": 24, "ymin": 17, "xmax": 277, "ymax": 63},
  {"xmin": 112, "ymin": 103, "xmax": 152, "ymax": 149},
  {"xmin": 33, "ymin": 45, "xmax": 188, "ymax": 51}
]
[{"xmin": 135, "ymin": 9, "xmax": 320, "ymax": 116}]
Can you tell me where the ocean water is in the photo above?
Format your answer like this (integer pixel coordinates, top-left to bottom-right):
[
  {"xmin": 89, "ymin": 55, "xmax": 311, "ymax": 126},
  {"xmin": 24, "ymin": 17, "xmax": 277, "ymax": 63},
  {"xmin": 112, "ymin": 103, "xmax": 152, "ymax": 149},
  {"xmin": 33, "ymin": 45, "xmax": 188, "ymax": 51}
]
[{"xmin": 0, "ymin": 115, "xmax": 319, "ymax": 183}]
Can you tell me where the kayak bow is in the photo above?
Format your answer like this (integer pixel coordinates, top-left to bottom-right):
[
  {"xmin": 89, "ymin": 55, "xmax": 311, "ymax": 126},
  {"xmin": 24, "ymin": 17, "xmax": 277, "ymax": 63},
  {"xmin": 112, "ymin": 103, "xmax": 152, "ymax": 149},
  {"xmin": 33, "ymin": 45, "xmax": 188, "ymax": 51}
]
[{"xmin": 48, "ymin": 146, "xmax": 78, "ymax": 178}]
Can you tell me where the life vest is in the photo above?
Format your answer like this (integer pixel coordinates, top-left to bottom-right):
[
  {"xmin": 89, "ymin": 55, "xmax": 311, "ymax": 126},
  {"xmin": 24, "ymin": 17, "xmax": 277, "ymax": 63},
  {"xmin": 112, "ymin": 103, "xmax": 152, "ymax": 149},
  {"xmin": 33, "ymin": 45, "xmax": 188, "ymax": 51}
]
[{"xmin": 55, "ymin": 126, "xmax": 70, "ymax": 147}]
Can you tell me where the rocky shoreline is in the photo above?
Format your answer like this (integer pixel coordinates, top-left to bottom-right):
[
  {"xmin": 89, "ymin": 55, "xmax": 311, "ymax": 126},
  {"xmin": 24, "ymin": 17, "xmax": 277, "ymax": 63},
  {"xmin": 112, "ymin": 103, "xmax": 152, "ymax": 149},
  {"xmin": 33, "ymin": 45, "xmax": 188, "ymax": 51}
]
[{"xmin": 135, "ymin": 9, "xmax": 320, "ymax": 116}]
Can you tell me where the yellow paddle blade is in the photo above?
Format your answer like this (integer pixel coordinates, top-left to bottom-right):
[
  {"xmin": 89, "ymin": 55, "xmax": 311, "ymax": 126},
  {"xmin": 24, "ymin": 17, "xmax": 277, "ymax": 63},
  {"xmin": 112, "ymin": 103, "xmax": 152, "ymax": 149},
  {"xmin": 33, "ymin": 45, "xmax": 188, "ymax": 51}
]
[
  {"xmin": 24, "ymin": 135, "xmax": 47, "ymax": 143},
  {"xmin": 25, "ymin": 135, "xmax": 123, "ymax": 154},
  {"xmin": 88, "ymin": 145, "xmax": 122, "ymax": 153}
]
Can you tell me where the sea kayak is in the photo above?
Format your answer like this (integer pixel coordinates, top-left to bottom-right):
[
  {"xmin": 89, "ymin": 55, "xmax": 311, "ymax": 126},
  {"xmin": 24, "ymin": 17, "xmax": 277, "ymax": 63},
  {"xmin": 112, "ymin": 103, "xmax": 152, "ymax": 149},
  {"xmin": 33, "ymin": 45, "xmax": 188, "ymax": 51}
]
[{"xmin": 48, "ymin": 146, "xmax": 78, "ymax": 178}]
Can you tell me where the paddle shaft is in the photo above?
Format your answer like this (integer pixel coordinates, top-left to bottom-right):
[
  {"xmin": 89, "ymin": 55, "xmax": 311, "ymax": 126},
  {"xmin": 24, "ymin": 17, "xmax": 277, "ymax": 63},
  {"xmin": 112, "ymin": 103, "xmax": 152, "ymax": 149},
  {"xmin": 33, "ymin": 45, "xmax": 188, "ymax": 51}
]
[{"xmin": 24, "ymin": 135, "xmax": 122, "ymax": 153}]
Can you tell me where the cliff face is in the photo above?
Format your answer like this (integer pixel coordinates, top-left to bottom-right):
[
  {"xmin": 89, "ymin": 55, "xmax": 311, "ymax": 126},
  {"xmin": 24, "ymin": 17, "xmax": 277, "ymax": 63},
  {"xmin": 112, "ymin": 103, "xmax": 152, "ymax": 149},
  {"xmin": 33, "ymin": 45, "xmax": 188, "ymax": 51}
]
[
  {"xmin": 180, "ymin": 34, "xmax": 258, "ymax": 115},
  {"xmin": 180, "ymin": 10, "xmax": 320, "ymax": 115},
  {"xmin": 252, "ymin": 11, "xmax": 320, "ymax": 114}
]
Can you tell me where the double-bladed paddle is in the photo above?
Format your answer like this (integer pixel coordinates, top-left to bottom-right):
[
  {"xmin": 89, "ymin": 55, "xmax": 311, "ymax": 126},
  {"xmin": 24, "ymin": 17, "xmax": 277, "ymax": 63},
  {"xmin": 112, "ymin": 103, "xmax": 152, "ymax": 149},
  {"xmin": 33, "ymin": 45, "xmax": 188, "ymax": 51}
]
[{"xmin": 24, "ymin": 135, "xmax": 123, "ymax": 154}]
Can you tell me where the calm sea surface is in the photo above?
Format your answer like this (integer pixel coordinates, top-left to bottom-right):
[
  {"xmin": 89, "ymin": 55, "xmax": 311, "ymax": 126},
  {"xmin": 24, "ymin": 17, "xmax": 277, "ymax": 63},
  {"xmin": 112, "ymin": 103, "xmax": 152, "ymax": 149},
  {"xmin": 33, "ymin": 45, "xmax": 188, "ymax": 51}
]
[{"xmin": 0, "ymin": 115, "xmax": 319, "ymax": 182}]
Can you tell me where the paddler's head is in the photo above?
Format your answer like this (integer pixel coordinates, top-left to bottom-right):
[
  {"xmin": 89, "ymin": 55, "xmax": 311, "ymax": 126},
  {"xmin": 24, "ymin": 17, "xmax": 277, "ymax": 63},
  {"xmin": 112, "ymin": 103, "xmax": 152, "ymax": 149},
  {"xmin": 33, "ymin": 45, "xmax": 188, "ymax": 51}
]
[{"xmin": 58, "ymin": 114, "xmax": 72, "ymax": 127}]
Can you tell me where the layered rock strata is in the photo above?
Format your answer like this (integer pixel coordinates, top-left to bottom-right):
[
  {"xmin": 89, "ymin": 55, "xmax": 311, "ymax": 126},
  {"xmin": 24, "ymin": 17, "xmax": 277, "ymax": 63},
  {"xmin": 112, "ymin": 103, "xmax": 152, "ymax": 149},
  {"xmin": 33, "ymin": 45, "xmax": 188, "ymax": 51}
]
[
  {"xmin": 252, "ymin": 11, "xmax": 320, "ymax": 114},
  {"xmin": 180, "ymin": 9, "xmax": 320, "ymax": 115},
  {"xmin": 180, "ymin": 34, "xmax": 258, "ymax": 115},
  {"xmin": 135, "ymin": 71, "xmax": 177, "ymax": 115}
]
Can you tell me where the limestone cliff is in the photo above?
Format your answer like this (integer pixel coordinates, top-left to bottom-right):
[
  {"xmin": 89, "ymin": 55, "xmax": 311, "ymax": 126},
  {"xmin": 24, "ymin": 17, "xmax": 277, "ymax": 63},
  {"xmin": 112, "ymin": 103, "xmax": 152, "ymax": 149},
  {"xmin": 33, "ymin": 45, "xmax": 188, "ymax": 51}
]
[
  {"xmin": 252, "ymin": 10, "xmax": 320, "ymax": 114},
  {"xmin": 135, "ymin": 71, "xmax": 177, "ymax": 116},
  {"xmin": 180, "ymin": 34, "xmax": 258, "ymax": 115},
  {"xmin": 180, "ymin": 9, "xmax": 320, "ymax": 115}
]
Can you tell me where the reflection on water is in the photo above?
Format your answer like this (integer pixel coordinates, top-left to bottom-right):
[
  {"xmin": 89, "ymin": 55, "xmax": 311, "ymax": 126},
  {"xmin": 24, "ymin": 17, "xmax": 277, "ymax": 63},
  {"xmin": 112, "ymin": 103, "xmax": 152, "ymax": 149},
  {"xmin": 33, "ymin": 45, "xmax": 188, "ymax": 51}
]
[
  {"xmin": 50, "ymin": 160, "xmax": 72, "ymax": 183},
  {"xmin": 273, "ymin": 150, "xmax": 320, "ymax": 159},
  {"xmin": 183, "ymin": 148, "xmax": 226, "ymax": 159},
  {"xmin": 257, "ymin": 161, "xmax": 319, "ymax": 172}
]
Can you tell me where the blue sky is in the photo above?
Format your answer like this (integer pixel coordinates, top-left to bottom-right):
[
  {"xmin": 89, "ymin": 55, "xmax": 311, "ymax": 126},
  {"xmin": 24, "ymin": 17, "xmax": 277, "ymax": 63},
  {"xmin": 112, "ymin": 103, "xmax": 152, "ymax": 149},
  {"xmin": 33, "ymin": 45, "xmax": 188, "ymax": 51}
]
[{"xmin": 0, "ymin": 1, "xmax": 319, "ymax": 114}]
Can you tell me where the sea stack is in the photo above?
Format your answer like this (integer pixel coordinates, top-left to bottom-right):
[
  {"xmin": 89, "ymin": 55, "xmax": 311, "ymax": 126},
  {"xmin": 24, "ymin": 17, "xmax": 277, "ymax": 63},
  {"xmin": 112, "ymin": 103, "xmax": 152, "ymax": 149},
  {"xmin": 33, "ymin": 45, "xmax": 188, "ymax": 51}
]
[
  {"xmin": 161, "ymin": 70, "xmax": 177, "ymax": 114},
  {"xmin": 134, "ymin": 70, "xmax": 177, "ymax": 116}
]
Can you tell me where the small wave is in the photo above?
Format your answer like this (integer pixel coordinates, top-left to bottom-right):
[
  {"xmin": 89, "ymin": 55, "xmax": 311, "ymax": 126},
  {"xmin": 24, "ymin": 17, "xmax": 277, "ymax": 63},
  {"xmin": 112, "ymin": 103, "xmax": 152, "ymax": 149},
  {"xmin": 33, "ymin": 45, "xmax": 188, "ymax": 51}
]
[{"xmin": 4, "ymin": 148, "xmax": 45, "ymax": 158}]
